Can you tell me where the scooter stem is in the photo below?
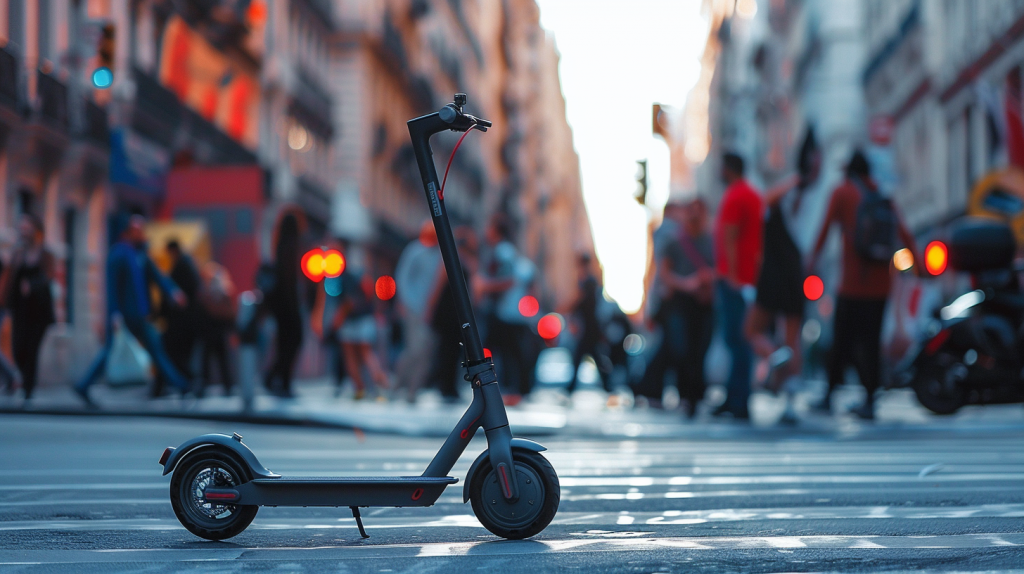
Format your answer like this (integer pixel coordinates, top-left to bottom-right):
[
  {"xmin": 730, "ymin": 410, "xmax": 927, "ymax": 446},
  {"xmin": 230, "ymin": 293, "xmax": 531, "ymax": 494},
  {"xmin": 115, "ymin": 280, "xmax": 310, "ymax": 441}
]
[{"xmin": 409, "ymin": 98, "xmax": 520, "ymax": 500}]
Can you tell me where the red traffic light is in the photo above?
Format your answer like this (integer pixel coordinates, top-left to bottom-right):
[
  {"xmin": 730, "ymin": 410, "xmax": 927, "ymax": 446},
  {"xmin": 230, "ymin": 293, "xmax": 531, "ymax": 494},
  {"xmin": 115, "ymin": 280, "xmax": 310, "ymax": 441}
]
[
  {"xmin": 537, "ymin": 313, "xmax": 563, "ymax": 340},
  {"xmin": 375, "ymin": 275, "xmax": 396, "ymax": 300},
  {"xmin": 301, "ymin": 248, "xmax": 346, "ymax": 282},
  {"xmin": 518, "ymin": 295, "xmax": 539, "ymax": 317},
  {"xmin": 925, "ymin": 241, "xmax": 948, "ymax": 275},
  {"xmin": 803, "ymin": 275, "xmax": 824, "ymax": 301}
]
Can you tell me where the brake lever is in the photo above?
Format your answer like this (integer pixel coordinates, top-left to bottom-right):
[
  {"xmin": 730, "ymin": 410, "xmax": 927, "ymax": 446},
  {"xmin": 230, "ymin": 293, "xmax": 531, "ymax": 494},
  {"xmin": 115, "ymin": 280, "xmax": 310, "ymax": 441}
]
[{"xmin": 466, "ymin": 115, "xmax": 492, "ymax": 132}]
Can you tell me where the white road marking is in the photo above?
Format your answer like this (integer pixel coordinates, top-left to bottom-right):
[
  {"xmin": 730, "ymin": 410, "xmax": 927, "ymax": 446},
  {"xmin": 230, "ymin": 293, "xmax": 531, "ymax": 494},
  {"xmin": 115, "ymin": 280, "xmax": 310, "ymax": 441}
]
[
  {"xmin": 0, "ymin": 532, "xmax": 1021, "ymax": 564},
  {"xmin": 2, "ymin": 504, "xmax": 1022, "ymax": 531}
]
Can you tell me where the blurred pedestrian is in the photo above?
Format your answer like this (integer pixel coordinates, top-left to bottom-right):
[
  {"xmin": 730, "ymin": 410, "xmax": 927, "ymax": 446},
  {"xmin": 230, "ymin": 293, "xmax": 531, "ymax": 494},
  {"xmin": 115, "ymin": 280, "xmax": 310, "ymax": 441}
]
[
  {"xmin": 198, "ymin": 261, "xmax": 236, "ymax": 396},
  {"xmin": 261, "ymin": 212, "xmax": 304, "ymax": 399},
  {"xmin": 75, "ymin": 214, "xmax": 191, "ymax": 407},
  {"xmin": 328, "ymin": 241, "xmax": 390, "ymax": 400},
  {"xmin": 808, "ymin": 150, "xmax": 918, "ymax": 420},
  {"xmin": 158, "ymin": 239, "xmax": 201, "ymax": 397},
  {"xmin": 482, "ymin": 214, "xmax": 536, "ymax": 405},
  {"xmin": 393, "ymin": 221, "xmax": 442, "ymax": 402},
  {"xmin": 0, "ymin": 214, "xmax": 54, "ymax": 401},
  {"xmin": 664, "ymin": 198, "xmax": 715, "ymax": 418},
  {"xmin": 712, "ymin": 152, "xmax": 764, "ymax": 420},
  {"xmin": 0, "ymin": 249, "xmax": 24, "ymax": 396},
  {"xmin": 745, "ymin": 129, "xmax": 821, "ymax": 424},
  {"xmin": 311, "ymin": 256, "xmax": 346, "ymax": 395},
  {"xmin": 565, "ymin": 253, "xmax": 609, "ymax": 396},
  {"xmin": 634, "ymin": 200, "xmax": 688, "ymax": 408},
  {"xmin": 427, "ymin": 227, "xmax": 479, "ymax": 401}
]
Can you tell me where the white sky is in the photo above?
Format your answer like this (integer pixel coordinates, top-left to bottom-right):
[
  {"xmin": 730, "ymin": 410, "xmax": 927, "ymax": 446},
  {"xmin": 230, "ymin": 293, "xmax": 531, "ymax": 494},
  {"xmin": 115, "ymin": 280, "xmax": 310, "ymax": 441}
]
[{"xmin": 536, "ymin": 0, "xmax": 709, "ymax": 313}]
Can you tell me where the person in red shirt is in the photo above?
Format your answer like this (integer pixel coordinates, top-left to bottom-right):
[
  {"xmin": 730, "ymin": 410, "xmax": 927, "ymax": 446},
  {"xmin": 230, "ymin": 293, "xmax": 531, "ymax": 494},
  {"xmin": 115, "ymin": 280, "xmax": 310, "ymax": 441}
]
[
  {"xmin": 808, "ymin": 150, "xmax": 918, "ymax": 420},
  {"xmin": 712, "ymin": 152, "xmax": 764, "ymax": 419}
]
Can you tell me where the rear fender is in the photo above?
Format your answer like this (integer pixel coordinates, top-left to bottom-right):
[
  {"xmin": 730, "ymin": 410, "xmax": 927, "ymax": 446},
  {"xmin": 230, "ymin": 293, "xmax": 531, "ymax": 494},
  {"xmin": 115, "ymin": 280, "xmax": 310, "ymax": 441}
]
[
  {"xmin": 462, "ymin": 438, "xmax": 546, "ymax": 503},
  {"xmin": 161, "ymin": 433, "xmax": 279, "ymax": 479}
]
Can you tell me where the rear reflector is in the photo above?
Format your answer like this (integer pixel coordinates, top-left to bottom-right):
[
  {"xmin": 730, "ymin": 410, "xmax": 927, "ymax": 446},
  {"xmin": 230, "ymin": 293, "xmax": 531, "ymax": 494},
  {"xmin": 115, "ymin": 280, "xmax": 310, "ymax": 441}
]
[{"xmin": 159, "ymin": 447, "xmax": 174, "ymax": 466}]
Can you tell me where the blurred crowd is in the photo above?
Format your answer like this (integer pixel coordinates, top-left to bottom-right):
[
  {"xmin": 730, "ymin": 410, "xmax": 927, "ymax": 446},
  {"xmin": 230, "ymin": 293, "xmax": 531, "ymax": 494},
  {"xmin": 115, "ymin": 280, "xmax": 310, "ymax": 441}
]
[{"xmin": 0, "ymin": 140, "xmax": 919, "ymax": 425}]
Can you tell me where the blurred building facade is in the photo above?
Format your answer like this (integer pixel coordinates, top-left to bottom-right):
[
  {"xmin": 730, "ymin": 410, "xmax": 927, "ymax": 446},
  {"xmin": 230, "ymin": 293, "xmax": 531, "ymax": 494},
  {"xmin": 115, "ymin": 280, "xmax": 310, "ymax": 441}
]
[
  {"xmin": 694, "ymin": 0, "xmax": 866, "ymax": 251},
  {"xmin": 331, "ymin": 0, "xmax": 590, "ymax": 309},
  {"xmin": 1, "ymin": 0, "xmax": 590, "ymax": 384},
  {"xmin": 862, "ymin": 0, "xmax": 1024, "ymax": 231}
]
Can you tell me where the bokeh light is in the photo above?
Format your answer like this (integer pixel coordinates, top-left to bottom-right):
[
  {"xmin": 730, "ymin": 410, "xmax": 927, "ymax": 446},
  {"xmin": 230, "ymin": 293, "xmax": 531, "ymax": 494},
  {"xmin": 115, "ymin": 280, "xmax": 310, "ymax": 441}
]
[
  {"xmin": 323, "ymin": 249, "xmax": 345, "ymax": 277},
  {"xmin": 893, "ymin": 248, "xmax": 914, "ymax": 272},
  {"xmin": 518, "ymin": 295, "xmax": 539, "ymax": 317},
  {"xmin": 91, "ymin": 67, "xmax": 113, "ymax": 89},
  {"xmin": 375, "ymin": 275, "xmax": 397, "ymax": 300},
  {"xmin": 301, "ymin": 249, "xmax": 325, "ymax": 282},
  {"xmin": 803, "ymin": 275, "xmax": 824, "ymax": 301},
  {"xmin": 925, "ymin": 241, "xmax": 948, "ymax": 275},
  {"xmin": 537, "ymin": 313, "xmax": 564, "ymax": 340}
]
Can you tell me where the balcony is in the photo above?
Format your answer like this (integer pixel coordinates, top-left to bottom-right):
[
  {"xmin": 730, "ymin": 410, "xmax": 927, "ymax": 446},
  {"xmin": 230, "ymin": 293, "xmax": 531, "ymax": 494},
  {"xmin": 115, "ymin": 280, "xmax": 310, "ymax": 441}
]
[
  {"xmin": 288, "ymin": 70, "xmax": 334, "ymax": 140},
  {"xmin": 35, "ymin": 70, "xmax": 69, "ymax": 131}
]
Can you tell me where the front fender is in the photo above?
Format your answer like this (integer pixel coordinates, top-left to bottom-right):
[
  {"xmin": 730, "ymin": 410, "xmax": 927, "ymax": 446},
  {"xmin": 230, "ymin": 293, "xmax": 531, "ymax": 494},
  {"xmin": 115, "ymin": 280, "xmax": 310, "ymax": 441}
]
[
  {"xmin": 161, "ymin": 433, "xmax": 279, "ymax": 478},
  {"xmin": 462, "ymin": 438, "xmax": 546, "ymax": 503}
]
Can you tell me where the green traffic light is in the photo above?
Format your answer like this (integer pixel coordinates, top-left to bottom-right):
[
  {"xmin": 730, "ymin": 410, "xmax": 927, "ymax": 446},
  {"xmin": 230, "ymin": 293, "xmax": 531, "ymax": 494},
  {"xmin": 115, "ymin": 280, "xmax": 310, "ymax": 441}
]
[{"xmin": 91, "ymin": 67, "xmax": 113, "ymax": 89}]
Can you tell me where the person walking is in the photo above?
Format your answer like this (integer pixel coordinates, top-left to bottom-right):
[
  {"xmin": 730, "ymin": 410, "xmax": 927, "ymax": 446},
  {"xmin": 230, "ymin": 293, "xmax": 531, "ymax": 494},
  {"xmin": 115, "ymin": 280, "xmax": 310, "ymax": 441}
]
[
  {"xmin": 158, "ymin": 239, "xmax": 202, "ymax": 397},
  {"xmin": 744, "ymin": 129, "xmax": 821, "ymax": 424},
  {"xmin": 75, "ymin": 214, "xmax": 191, "ymax": 407},
  {"xmin": 482, "ymin": 214, "xmax": 535, "ymax": 405},
  {"xmin": 0, "ymin": 214, "xmax": 55, "ymax": 402},
  {"xmin": 198, "ymin": 261, "xmax": 236, "ymax": 396},
  {"xmin": 565, "ymin": 253, "xmax": 609, "ymax": 396},
  {"xmin": 261, "ymin": 212, "xmax": 304, "ymax": 399},
  {"xmin": 808, "ymin": 150, "xmax": 918, "ymax": 420},
  {"xmin": 663, "ymin": 198, "xmax": 716, "ymax": 418},
  {"xmin": 392, "ymin": 221, "xmax": 442, "ymax": 402},
  {"xmin": 328, "ymin": 242, "xmax": 390, "ymax": 400},
  {"xmin": 712, "ymin": 152, "xmax": 764, "ymax": 420},
  {"xmin": 634, "ymin": 200, "xmax": 688, "ymax": 408}
]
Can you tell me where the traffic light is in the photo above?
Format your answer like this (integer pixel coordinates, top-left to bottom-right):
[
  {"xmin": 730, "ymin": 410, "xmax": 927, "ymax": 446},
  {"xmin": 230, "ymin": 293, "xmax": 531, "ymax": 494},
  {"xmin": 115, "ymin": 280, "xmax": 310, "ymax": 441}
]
[
  {"xmin": 92, "ymin": 22, "xmax": 115, "ymax": 89},
  {"xmin": 634, "ymin": 159, "xmax": 648, "ymax": 205}
]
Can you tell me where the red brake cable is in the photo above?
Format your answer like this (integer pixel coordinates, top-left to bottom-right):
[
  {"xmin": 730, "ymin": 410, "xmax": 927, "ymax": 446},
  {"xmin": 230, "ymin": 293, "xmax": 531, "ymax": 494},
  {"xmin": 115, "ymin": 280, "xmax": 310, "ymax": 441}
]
[{"xmin": 439, "ymin": 127, "xmax": 476, "ymax": 200}]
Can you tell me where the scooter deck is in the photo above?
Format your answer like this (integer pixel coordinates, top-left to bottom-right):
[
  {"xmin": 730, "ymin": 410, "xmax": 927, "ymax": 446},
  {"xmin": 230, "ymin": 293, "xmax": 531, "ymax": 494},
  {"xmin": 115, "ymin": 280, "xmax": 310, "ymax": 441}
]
[{"xmin": 222, "ymin": 476, "xmax": 458, "ymax": 508}]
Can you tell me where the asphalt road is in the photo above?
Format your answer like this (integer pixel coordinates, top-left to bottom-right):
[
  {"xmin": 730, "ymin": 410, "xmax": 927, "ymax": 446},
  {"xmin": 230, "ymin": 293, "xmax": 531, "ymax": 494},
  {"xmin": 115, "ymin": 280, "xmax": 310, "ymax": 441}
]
[{"xmin": 1, "ymin": 414, "xmax": 1023, "ymax": 573}]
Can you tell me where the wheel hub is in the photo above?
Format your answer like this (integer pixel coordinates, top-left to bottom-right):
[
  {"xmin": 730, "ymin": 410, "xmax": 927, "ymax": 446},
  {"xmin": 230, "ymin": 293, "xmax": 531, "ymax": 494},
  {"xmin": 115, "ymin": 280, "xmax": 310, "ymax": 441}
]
[
  {"xmin": 188, "ymin": 467, "xmax": 237, "ymax": 521},
  {"xmin": 479, "ymin": 463, "xmax": 545, "ymax": 530}
]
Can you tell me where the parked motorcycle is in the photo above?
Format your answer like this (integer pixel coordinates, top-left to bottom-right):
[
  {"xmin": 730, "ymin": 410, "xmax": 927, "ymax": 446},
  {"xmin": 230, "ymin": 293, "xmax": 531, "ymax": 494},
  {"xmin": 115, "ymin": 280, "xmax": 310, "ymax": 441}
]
[{"xmin": 908, "ymin": 219, "xmax": 1024, "ymax": 414}]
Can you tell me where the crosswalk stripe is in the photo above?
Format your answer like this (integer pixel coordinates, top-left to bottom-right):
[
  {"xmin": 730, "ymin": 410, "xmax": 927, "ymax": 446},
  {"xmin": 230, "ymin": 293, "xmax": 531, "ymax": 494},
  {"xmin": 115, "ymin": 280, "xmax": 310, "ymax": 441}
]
[
  {"xmin": 2, "ymin": 504, "xmax": 1022, "ymax": 531},
  {"xmin": 0, "ymin": 532, "xmax": 1020, "ymax": 564}
]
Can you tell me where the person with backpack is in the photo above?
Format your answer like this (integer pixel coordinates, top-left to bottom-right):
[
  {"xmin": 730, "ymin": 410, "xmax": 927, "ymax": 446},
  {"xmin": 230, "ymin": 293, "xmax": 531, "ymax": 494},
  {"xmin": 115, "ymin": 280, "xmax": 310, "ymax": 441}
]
[{"xmin": 808, "ymin": 150, "xmax": 918, "ymax": 420}]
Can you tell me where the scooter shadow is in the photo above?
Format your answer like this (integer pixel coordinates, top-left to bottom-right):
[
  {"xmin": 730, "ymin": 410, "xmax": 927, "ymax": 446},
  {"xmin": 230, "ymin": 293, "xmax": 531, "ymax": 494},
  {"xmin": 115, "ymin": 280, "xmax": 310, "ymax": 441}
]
[{"xmin": 464, "ymin": 539, "xmax": 551, "ymax": 556}]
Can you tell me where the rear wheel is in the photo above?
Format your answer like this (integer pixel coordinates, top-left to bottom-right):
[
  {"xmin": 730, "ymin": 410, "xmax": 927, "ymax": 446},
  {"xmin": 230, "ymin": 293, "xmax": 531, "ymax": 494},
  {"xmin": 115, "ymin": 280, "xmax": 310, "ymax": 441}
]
[
  {"xmin": 170, "ymin": 449, "xmax": 258, "ymax": 540},
  {"xmin": 912, "ymin": 355, "xmax": 967, "ymax": 415},
  {"xmin": 469, "ymin": 450, "xmax": 559, "ymax": 540}
]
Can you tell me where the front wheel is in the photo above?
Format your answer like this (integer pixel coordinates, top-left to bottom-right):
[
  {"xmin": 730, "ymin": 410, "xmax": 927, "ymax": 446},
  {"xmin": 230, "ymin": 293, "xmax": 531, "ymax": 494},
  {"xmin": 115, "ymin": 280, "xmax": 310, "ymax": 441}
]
[
  {"xmin": 469, "ymin": 450, "xmax": 559, "ymax": 540},
  {"xmin": 169, "ymin": 449, "xmax": 258, "ymax": 540}
]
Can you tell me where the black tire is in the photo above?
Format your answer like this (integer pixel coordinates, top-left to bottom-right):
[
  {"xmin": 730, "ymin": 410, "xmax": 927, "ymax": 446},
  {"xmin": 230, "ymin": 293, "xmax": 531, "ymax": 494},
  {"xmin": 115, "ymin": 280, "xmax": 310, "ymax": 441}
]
[
  {"xmin": 169, "ymin": 449, "xmax": 258, "ymax": 541},
  {"xmin": 469, "ymin": 450, "xmax": 559, "ymax": 540},
  {"xmin": 912, "ymin": 357, "xmax": 967, "ymax": 415}
]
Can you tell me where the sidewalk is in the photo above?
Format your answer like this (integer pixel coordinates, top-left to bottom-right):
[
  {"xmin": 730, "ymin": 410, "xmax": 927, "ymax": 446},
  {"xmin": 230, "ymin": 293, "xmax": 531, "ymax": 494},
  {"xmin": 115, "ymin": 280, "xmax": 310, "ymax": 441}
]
[{"xmin": 1, "ymin": 378, "xmax": 1022, "ymax": 439}]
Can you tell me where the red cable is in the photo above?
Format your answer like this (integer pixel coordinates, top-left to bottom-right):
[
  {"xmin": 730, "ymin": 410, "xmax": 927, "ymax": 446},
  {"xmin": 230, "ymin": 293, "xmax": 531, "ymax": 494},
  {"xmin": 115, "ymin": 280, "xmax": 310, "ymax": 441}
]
[{"xmin": 439, "ymin": 128, "xmax": 475, "ymax": 200}]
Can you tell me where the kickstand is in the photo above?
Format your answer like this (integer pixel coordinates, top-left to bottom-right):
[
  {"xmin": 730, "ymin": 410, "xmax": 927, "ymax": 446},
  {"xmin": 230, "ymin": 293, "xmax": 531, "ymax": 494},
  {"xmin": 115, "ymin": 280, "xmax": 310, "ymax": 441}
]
[{"xmin": 350, "ymin": 506, "xmax": 369, "ymax": 538}]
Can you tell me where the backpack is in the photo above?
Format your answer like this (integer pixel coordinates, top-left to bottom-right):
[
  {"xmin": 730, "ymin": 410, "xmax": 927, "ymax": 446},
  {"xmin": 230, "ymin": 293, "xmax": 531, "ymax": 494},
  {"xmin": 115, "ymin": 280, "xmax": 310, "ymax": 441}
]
[{"xmin": 852, "ymin": 178, "xmax": 898, "ymax": 263}]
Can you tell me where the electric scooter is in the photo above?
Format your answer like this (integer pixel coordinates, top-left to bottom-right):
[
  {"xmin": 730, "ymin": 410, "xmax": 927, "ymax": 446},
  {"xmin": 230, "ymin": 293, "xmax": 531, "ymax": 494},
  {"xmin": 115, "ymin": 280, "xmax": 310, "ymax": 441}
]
[{"xmin": 159, "ymin": 94, "xmax": 560, "ymax": 541}]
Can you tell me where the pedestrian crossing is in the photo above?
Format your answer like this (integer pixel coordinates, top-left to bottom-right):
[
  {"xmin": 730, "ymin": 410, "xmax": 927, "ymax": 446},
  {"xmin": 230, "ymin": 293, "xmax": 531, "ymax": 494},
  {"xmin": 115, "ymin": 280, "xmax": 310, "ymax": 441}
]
[{"xmin": 0, "ymin": 415, "xmax": 1022, "ymax": 571}]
